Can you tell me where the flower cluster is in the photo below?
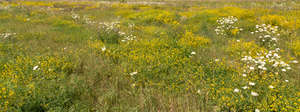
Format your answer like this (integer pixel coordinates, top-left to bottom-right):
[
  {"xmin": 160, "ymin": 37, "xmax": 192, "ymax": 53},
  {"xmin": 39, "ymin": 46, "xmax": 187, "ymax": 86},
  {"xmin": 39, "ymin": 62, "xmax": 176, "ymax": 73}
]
[
  {"xmin": 72, "ymin": 13, "xmax": 137, "ymax": 43},
  {"xmin": 0, "ymin": 56, "xmax": 74, "ymax": 111},
  {"xmin": 252, "ymin": 24, "xmax": 280, "ymax": 49},
  {"xmin": 99, "ymin": 22, "xmax": 137, "ymax": 43},
  {"xmin": 121, "ymin": 23, "xmax": 136, "ymax": 42},
  {"xmin": 121, "ymin": 34, "xmax": 137, "ymax": 42},
  {"xmin": 99, "ymin": 21, "xmax": 121, "ymax": 33},
  {"xmin": 226, "ymin": 22, "xmax": 299, "ymax": 111},
  {"xmin": 0, "ymin": 32, "xmax": 16, "ymax": 39},
  {"xmin": 236, "ymin": 23, "xmax": 293, "ymax": 97},
  {"xmin": 71, "ymin": 13, "xmax": 80, "ymax": 20},
  {"xmin": 0, "ymin": 3, "xmax": 10, "ymax": 10},
  {"xmin": 71, "ymin": 13, "xmax": 97, "ymax": 25},
  {"xmin": 241, "ymin": 48, "xmax": 291, "ymax": 73},
  {"xmin": 215, "ymin": 16, "xmax": 242, "ymax": 37},
  {"xmin": 234, "ymin": 48, "xmax": 296, "ymax": 111},
  {"xmin": 83, "ymin": 15, "xmax": 96, "ymax": 25}
]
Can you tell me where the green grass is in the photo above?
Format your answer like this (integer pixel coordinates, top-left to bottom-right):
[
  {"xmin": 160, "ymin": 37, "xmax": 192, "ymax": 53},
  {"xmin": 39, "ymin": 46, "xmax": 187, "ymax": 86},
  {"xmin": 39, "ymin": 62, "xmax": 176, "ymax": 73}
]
[{"xmin": 0, "ymin": 0, "xmax": 299, "ymax": 111}]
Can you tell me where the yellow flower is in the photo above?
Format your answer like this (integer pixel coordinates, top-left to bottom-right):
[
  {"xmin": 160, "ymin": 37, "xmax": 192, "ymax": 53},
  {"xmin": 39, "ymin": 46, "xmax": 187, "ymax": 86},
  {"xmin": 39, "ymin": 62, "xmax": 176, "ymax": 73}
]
[
  {"xmin": 231, "ymin": 28, "xmax": 240, "ymax": 35},
  {"xmin": 178, "ymin": 31, "xmax": 211, "ymax": 48}
]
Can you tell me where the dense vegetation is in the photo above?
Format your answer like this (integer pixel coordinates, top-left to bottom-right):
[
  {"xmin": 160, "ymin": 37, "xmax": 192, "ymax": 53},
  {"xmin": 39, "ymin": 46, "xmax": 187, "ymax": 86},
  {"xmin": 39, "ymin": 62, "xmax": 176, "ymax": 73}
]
[{"xmin": 0, "ymin": 0, "xmax": 299, "ymax": 111}]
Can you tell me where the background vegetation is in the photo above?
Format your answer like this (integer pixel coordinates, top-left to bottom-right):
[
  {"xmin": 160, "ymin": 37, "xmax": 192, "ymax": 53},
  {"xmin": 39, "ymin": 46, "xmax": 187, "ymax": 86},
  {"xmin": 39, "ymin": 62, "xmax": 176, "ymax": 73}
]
[{"xmin": 0, "ymin": 0, "xmax": 299, "ymax": 111}]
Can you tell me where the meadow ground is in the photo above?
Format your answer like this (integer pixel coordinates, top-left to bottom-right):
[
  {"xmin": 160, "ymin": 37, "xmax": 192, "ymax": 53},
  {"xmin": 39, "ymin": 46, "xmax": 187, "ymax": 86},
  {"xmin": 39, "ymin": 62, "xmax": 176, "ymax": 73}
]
[{"xmin": 0, "ymin": 0, "xmax": 299, "ymax": 111}]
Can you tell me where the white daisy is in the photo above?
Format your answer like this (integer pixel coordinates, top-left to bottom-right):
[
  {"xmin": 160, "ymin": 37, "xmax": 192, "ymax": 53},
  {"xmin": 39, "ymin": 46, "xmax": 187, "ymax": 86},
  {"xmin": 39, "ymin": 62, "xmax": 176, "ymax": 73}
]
[
  {"xmin": 130, "ymin": 72, "xmax": 138, "ymax": 76},
  {"xmin": 255, "ymin": 109, "xmax": 260, "ymax": 112},
  {"xmin": 251, "ymin": 91, "xmax": 259, "ymax": 96},
  {"xmin": 233, "ymin": 88, "xmax": 240, "ymax": 93},
  {"xmin": 281, "ymin": 69, "xmax": 286, "ymax": 72},
  {"xmin": 291, "ymin": 60, "xmax": 298, "ymax": 63},
  {"xmin": 242, "ymin": 86, "xmax": 248, "ymax": 89},
  {"xmin": 131, "ymin": 83, "xmax": 136, "ymax": 87},
  {"xmin": 101, "ymin": 46, "xmax": 106, "ymax": 51},
  {"xmin": 215, "ymin": 59, "xmax": 220, "ymax": 62},
  {"xmin": 249, "ymin": 82, "xmax": 255, "ymax": 86},
  {"xmin": 242, "ymin": 74, "xmax": 247, "ymax": 77},
  {"xmin": 197, "ymin": 89, "xmax": 201, "ymax": 94},
  {"xmin": 33, "ymin": 66, "xmax": 39, "ymax": 71}
]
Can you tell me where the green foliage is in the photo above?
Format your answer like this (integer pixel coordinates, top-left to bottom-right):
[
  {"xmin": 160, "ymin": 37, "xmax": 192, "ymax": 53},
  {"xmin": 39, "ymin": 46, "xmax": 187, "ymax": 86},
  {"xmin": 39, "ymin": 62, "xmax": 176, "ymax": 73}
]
[
  {"xmin": 126, "ymin": 9, "xmax": 179, "ymax": 25},
  {"xmin": 290, "ymin": 39, "xmax": 300, "ymax": 57},
  {"xmin": 0, "ymin": 56, "xmax": 76, "ymax": 111},
  {"xmin": 226, "ymin": 39, "xmax": 265, "ymax": 57},
  {"xmin": 0, "ymin": 1, "xmax": 299, "ymax": 112},
  {"xmin": 107, "ymin": 38, "xmax": 206, "ymax": 91}
]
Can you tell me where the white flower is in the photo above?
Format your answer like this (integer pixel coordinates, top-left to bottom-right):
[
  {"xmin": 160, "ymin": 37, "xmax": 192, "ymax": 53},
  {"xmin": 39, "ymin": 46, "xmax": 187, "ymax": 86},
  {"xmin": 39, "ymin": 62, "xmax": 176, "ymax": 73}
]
[
  {"xmin": 255, "ymin": 109, "xmax": 260, "ymax": 112},
  {"xmin": 242, "ymin": 86, "xmax": 248, "ymax": 89},
  {"xmin": 215, "ymin": 59, "xmax": 220, "ymax": 62},
  {"xmin": 251, "ymin": 91, "xmax": 259, "ymax": 96},
  {"xmin": 242, "ymin": 74, "xmax": 247, "ymax": 77},
  {"xmin": 269, "ymin": 85, "xmax": 274, "ymax": 89},
  {"xmin": 249, "ymin": 67, "xmax": 255, "ymax": 70},
  {"xmin": 130, "ymin": 71, "xmax": 138, "ymax": 76},
  {"xmin": 101, "ymin": 46, "xmax": 106, "ymax": 51},
  {"xmin": 264, "ymin": 35, "xmax": 271, "ymax": 38},
  {"xmin": 233, "ymin": 88, "xmax": 240, "ymax": 93},
  {"xmin": 33, "ymin": 66, "xmax": 39, "ymax": 70},
  {"xmin": 285, "ymin": 80, "xmax": 289, "ymax": 82},
  {"xmin": 191, "ymin": 51, "xmax": 196, "ymax": 55},
  {"xmin": 281, "ymin": 69, "xmax": 286, "ymax": 72},
  {"xmin": 249, "ymin": 82, "xmax": 255, "ymax": 86},
  {"xmin": 131, "ymin": 83, "xmax": 136, "ymax": 87},
  {"xmin": 197, "ymin": 89, "xmax": 201, "ymax": 94},
  {"xmin": 247, "ymin": 56, "xmax": 253, "ymax": 60},
  {"xmin": 262, "ymin": 67, "xmax": 267, "ymax": 71},
  {"xmin": 291, "ymin": 60, "xmax": 298, "ymax": 63},
  {"xmin": 236, "ymin": 40, "xmax": 240, "ymax": 42},
  {"xmin": 286, "ymin": 67, "xmax": 291, "ymax": 70}
]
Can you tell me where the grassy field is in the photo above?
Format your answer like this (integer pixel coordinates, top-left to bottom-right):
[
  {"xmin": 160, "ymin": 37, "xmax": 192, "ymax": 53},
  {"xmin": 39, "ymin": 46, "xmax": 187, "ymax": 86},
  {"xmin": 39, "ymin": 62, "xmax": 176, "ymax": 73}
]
[{"xmin": 0, "ymin": 0, "xmax": 299, "ymax": 111}]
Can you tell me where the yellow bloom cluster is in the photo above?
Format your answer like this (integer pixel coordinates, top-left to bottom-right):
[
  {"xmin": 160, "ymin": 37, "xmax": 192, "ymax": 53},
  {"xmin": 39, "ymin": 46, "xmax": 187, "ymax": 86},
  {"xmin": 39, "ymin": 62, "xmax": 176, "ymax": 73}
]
[
  {"xmin": 290, "ymin": 40, "xmax": 300, "ymax": 57},
  {"xmin": 0, "ymin": 56, "xmax": 73, "ymax": 111},
  {"xmin": 178, "ymin": 31, "xmax": 211, "ymax": 48},
  {"xmin": 127, "ymin": 9, "xmax": 179, "ymax": 25},
  {"xmin": 226, "ymin": 39, "xmax": 265, "ymax": 57}
]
